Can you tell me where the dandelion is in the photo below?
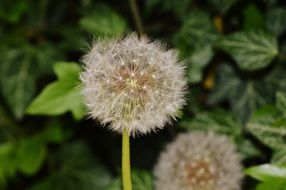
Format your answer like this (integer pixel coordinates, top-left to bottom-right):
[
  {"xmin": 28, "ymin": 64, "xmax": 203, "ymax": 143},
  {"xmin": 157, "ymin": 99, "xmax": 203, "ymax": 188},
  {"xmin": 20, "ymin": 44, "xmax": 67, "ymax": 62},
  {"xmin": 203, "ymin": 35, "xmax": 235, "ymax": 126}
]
[
  {"xmin": 80, "ymin": 33, "xmax": 186, "ymax": 135},
  {"xmin": 154, "ymin": 131, "xmax": 243, "ymax": 190},
  {"xmin": 80, "ymin": 33, "xmax": 187, "ymax": 190}
]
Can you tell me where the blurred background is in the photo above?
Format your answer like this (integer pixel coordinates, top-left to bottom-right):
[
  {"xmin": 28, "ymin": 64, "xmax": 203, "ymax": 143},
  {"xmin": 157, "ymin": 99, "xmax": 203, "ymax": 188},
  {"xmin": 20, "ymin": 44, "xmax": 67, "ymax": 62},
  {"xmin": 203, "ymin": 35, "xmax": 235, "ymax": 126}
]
[{"xmin": 1, "ymin": 0, "xmax": 286, "ymax": 189}]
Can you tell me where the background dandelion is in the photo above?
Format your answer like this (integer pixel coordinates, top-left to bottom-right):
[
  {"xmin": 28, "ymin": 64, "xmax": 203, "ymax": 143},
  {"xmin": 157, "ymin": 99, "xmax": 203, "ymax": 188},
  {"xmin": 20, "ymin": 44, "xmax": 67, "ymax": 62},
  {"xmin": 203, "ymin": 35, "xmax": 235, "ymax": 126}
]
[{"xmin": 154, "ymin": 131, "xmax": 243, "ymax": 190}]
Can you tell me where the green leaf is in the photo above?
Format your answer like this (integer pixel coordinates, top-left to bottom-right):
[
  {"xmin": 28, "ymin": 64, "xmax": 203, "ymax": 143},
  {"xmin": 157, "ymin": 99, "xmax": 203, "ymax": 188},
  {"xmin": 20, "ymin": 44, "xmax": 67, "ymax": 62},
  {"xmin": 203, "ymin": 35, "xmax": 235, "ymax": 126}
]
[
  {"xmin": 187, "ymin": 45, "xmax": 213, "ymax": 84},
  {"xmin": 38, "ymin": 119, "xmax": 70, "ymax": 144},
  {"xmin": 26, "ymin": 62, "xmax": 85, "ymax": 120},
  {"xmin": 0, "ymin": 43, "xmax": 60, "ymax": 119},
  {"xmin": 80, "ymin": 4, "xmax": 126, "ymax": 37},
  {"xmin": 266, "ymin": 8, "xmax": 286, "ymax": 36},
  {"xmin": 133, "ymin": 170, "xmax": 153, "ymax": 190},
  {"xmin": 0, "ymin": 137, "xmax": 49, "ymax": 182},
  {"xmin": 105, "ymin": 178, "xmax": 121, "ymax": 190},
  {"xmin": 245, "ymin": 164, "xmax": 286, "ymax": 181},
  {"xmin": 29, "ymin": 142, "xmax": 112, "ymax": 190},
  {"xmin": 104, "ymin": 170, "xmax": 153, "ymax": 190},
  {"xmin": 0, "ymin": 142, "xmax": 17, "ymax": 178},
  {"xmin": 174, "ymin": 11, "xmax": 218, "ymax": 57},
  {"xmin": 243, "ymin": 4, "xmax": 264, "ymax": 30},
  {"xmin": 16, "ymin": 138, "xmax": 46, "ymax": 175},
  {"xmin": 256, "ymin": 179, "xmax": 286, "ymax": 190},
  {"xmin": 0, "ymin": 0, "xmax": 28, "ymax": 23},
  {"xmin": 54, "ymin": 63, "xmax": 81, "ymax": 81},
  {"xmin": 145, "ymin": 0, "xmax": 191, "ymax": 17},
  {"xmin": 276, "ymin": 92, "xmax": 286, "ymax": 117},
  {"xmin": 208, "ymin": 64, "xmax": 267, "ymax": 123},
  {"xmin": 175, "ymin": 11, "xmax": 218, "ymax": 83},
  {"xmin": 209, "ymin": 64, "xmax": 286, "ymax": 123},
  {"xmin": 217, "ymin": 31, "xmax": 278, "ymax": 70},
  {"xmin": 180, "ymin": 109, "xmax": 260, "ymax": 159},
  {"xmin": 237, "ymin": 137, "xmax": 262, "ymax": 159},
  {"xmin": 181, "ymin": 109, "xmax": 240, "ymax": 134},
  {"xmin": 272, "ymin": 148, "xmax": 286, "ymax": 165},
  {"xmin": 247, "ymin": 105, "xmax": 286, "ymax": 149},
  {"xmin": 208, "ymin": 0, "xmax": 238, "ymax": 14}
]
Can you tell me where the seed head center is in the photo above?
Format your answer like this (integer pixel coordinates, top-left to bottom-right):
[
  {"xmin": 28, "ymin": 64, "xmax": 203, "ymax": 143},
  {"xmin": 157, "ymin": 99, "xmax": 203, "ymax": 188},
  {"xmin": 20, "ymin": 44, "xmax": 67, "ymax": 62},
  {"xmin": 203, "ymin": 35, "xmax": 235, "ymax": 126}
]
[
  {"xmin": 127, "ymin": 78, "xmax": 139, "ymax": 88},
  {"xmin": 184, "ymin": 158, "xmax": 217, "ymax": 187}
]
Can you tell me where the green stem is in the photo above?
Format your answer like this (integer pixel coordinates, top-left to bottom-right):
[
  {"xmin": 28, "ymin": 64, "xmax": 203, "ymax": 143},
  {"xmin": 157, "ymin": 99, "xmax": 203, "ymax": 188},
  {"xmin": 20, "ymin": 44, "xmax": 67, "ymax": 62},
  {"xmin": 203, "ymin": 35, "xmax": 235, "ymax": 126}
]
[
  {"xmin": 122, "ymin": 129, "xmax": 132, "ymax": 190},
  {"xmin": 128, "ymin": 0, "xmax": 144, "ymax": 37}
]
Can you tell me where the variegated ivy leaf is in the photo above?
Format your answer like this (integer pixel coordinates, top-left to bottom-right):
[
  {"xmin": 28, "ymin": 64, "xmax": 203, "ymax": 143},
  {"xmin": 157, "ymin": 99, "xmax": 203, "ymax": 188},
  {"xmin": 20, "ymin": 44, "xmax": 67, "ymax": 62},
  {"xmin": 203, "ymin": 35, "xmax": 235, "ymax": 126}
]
[
  {"xmin": 0, "ymin": 42, "xmax": 60, "ymax": 119},
  {"xmin": 187, "ymin": 45, "xmax": 213, "ymax": 84},
  {"xmin": 180, "ymin": 109, "xmax": 261, "ymax": 159},
  {"xmin": 266, "ymin": 8, "xmax": 286, "ymax": 37},
  {"xmin": 79, "ymin": 4, "xmax": 126, "ymax": 37},
  {"xmin": 174, "ymin": 11, "xmax": 219, "ymax": 56},
  {"xmin": 272, "ymin": 148, "xmax": 286, "ymax": 165},
  {"xmin": 209, "ymin": 64, "xmax": 286, "ymax": 123},
  {"xmin": 217, "ymin": 31, "xmax": 279, "ymax": 70},
  {"xmin": 276, "ymin": 92, "xmax": 286, "ymax": 117},
  {"xmin": 247, "ymin": 105, "xmax": 286, "ymax": 149},
  {"xmin": 208, "ymin": 64, "xmax": 267, "ymax": 123},
  {"xmin": 174, "ymin": 11, "xmax": 218, "ymax": 83}
]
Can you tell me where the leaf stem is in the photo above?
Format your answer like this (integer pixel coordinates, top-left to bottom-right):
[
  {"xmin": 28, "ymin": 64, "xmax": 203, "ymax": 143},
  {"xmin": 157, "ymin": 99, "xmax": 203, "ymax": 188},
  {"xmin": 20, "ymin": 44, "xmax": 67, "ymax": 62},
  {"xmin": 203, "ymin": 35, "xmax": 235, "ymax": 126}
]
[
  {"xmin": 128, "ymin": 0, "xmax": 144, "ymax": 37},
  {"xmin": 122, "ymin": 128, "xmax": 132, "ymax": 190}
]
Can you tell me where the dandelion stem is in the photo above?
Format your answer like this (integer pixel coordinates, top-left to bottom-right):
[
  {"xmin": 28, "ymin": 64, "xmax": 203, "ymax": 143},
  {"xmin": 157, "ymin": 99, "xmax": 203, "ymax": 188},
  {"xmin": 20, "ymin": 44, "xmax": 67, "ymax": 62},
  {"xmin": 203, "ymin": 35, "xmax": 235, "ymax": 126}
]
[
  {"xmin": 128, "ymin": 0, "xmax": 144, "ymax": 37},
  {"xmin": 122, "ymin": 128, "xmax": 132, "ymax": 190}
]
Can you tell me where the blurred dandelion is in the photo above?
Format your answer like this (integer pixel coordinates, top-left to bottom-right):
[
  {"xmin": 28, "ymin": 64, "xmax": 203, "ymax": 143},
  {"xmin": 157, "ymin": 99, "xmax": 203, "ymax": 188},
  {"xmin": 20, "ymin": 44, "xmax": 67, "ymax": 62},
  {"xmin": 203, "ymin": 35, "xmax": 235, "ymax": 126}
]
[
  {"xmin": 154, "ymin": 131, "xmax": 243, "ymax": 190},
  {"xmin": 80, "ymin": 33, "xmax": 186, "ymax": 135}
]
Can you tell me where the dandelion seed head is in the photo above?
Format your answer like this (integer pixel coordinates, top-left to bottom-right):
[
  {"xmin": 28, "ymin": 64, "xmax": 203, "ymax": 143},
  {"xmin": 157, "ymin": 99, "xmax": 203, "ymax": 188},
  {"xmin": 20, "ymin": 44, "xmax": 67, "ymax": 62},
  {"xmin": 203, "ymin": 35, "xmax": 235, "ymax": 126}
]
[
  {"xmin": 80, "ymin": 33, "xmax": 187, "ymax": 135},
  {"xmin": 154, "ymin": 131, "xmax": 243, "ymax": 190}
]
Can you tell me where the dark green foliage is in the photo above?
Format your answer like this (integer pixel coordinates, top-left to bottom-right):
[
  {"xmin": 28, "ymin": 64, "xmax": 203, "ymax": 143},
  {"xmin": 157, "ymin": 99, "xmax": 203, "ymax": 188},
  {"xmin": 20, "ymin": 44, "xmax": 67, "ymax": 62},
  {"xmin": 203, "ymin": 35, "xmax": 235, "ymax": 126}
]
[{"xmin": 0, "ymin": 0, "xmax": 286, "ymax": 190}]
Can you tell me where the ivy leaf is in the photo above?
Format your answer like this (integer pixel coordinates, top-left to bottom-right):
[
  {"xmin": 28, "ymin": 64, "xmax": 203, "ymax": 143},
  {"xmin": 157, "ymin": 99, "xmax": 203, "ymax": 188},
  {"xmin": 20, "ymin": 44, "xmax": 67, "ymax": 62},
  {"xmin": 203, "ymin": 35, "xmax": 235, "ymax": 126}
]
[
  {"xmin": 0, "ymin": 137, "xmax": 49, "ymax": 182},
  {"xmin": 276, "ymin": 92, "xmax": 286, "ymax": 117},
  {"xmin": 247, "ymin": 105, "xmax": 286, "ymax": 149},
  {"xmin": 208, "ymin": 64, "xmax": 267, "ymax": 123},
  {"xmin": 209, "ymin": 64, "xmax": 286, "ymax": 123},
  {"xmin": 208, "ymin": 0, "xmax": 238, "ymax": 14},
  {"xmin": 243, "ymin": 4, "xmax": 264, "ymax": 30},
  {"xmin": 181, "ymin": 109, "xmax": 241, "ymax": 134},
  {"xmin": 16, "ymin": 138, "xmax": 46, "ymax": 175},
  {"xmin": 175, "ymin": 11, "xmax": 218, "ymax": 83},
  {"xmin": 104, "ymin": 170, "xmax": 153, "ymax": 190},
  {"xmin": 180, "ymin": 109, "xmax": 260, "ymax": 159},
  {"xmin": 256, "ymin": 179, "xmax": 286, "ymax": 190},
  {"xmin": 105, "ymin": 178, "xmax": 121, "ymax": 190},
  {"xmin": 174, "ymin": 11, "xmax": 218, "ymax": 56},
  {"xmin": 0, "ymin": 0, "xmax": 28, "ymax": 23},
  {"xmin": 0, "ymin": 143, "xmax": 17, "ymax": 181},
  {"xmin": 0, "ymin": 42, "xmax": 60, "ymax": 119},
  {"xmin": 217, "ymin": 31, "xmax": 279, "ymax": 70},
  {"xmin": 26, "ymin": 62, "xmax": 85, "ymax": 120},
  {"xmin": 245, "ymin": 164, "xmax": 286, "ymax": 181},
  {"xmin": 37, "ymin": 119, "xmax": 70, "ymax": 144},
  {"xmin": 80, "ymin": 4, "xmax": 126, "ymax": 37},
  {"xmin": 187, "ymin": 45, "xmax": 213, "ymax": 84},
  {"xmin": 145, "ymin": 0, "xmax": 191, "ymax": 17},
  {"xmin": 28, "ymin": 142, "xmax": 112, "ymax": 190},
  {"xmin": 132, "ymin": 170, "xmax": 153, "ymax": 190},
  {"xmin": 266, "ymin": 8, "xmax": 286, "ymax": 36},
  {"xmin": 237, "ymin": 137, "xmax": 262, "ymax": 159},
  {"xmin": 272, "ymin": 148, "xmax": 286, "ymax": 165}
]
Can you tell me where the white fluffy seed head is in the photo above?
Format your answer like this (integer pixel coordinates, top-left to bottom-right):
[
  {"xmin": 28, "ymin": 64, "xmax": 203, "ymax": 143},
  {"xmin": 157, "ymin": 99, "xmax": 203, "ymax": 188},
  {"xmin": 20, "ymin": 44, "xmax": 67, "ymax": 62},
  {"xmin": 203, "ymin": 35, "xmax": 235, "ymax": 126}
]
[
  {"xmin": 80, "ymin": 33, "xmax": 187, "ymax": 135},
  {"xmin": 154, "ymin": 131, "xmax": 243, "ymax": 190}
]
